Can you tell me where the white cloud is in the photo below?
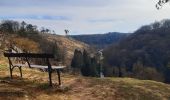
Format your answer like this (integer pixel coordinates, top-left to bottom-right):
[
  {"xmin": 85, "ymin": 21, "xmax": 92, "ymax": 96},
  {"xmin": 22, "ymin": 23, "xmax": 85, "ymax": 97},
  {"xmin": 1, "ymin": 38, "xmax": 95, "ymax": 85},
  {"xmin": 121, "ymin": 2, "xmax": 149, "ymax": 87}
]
[{"xmin": 0, "ymin": 0, "xmax": 170, "ymax": 35}]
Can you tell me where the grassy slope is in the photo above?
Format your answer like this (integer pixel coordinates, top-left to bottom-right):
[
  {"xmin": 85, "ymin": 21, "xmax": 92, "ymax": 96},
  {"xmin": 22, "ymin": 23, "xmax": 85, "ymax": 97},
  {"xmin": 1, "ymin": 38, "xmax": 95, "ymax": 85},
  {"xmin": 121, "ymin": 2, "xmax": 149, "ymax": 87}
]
[
  {"xmin": 43, "ymin": 34, "xmax": 90, "ymax": 65},
  {"xmin": 0, "ymin": 61, "xmax": 170, "ymax": 100},
  {"xmin": 0, "ymin": 34, "xmax": 90, "ymax": 66}
]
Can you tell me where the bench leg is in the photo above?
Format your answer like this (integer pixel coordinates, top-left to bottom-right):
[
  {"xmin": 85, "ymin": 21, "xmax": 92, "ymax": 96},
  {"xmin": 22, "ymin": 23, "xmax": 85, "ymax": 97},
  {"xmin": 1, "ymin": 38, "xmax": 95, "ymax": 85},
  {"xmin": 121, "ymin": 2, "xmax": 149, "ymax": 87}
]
[
  {"xmin": 57, "ymin": 69, "xmax": 61, "ymax": 85},
  {"xmin": 19, "ymin": 66, "xmax": 22, "ymax": 78},
  {"xmin": 9, "ymin": 66, "xmax": 13, "ymax": 79},
  {"xmin": 47, "ymin": 58, "xmax": 53, "ymax": 87},
  {"xmin": 48, "ymin": 71, "xmax": 52, "ymax": 87}
]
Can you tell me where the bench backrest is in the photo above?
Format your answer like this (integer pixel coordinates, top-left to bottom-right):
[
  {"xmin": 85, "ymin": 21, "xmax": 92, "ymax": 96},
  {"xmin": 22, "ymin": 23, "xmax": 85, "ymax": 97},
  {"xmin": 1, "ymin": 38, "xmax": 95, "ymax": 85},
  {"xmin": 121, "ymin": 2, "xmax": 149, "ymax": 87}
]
[
  {"xmin": 4, "ymin": 53, "xmax": 54, "ymax": 68},
  {"xmin": 4, "ymin": 53, "xmax": 54, "ymax": 58}
]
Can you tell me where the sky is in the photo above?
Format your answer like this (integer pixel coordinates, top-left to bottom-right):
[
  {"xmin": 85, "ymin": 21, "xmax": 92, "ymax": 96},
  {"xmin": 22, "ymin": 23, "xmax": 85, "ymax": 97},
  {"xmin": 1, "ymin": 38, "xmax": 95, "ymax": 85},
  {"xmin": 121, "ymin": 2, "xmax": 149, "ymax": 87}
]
[{"xmin": 0, "ymin": 0, "xmax": 170, "ymax": 35}]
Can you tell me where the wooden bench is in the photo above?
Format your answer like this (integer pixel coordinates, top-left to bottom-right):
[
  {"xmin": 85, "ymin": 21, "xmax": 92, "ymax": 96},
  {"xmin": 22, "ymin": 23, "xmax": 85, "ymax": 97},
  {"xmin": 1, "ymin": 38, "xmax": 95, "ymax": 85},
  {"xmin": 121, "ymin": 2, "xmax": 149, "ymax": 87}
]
[{"xmin": 3, "ymin": 53, "xmax": 65, "ymax": 86}]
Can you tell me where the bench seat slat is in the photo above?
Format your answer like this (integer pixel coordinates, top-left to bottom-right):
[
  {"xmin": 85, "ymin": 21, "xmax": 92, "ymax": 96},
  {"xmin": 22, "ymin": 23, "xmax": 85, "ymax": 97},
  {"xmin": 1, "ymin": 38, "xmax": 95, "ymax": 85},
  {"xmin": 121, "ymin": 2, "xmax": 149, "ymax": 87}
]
[
  {"xmin": 30, "ymin": 65, "xmax": 66, "ymax": 69},
  {"xmin": 4, "ymin": 53, "xmax": 54, "ymax": 58},
  {"xmin": 12, "ymin": 64, "xmax": 66, "ymax": 69}
]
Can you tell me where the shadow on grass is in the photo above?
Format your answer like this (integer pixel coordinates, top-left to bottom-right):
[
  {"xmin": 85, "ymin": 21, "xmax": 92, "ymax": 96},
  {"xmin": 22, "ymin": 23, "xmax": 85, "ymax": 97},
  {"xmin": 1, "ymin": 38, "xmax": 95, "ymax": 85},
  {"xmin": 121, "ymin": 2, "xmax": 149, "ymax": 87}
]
[
  {"xmin": 37, "ymin": 83, "xmax": 70, "ymax": 94},
  {"xmin": 0, "ymin": 90, "xmax": 25, "ymax": 97},
  {"xmin": 0, "ymin": 76, "xmax": 70, "ymax": 96}
]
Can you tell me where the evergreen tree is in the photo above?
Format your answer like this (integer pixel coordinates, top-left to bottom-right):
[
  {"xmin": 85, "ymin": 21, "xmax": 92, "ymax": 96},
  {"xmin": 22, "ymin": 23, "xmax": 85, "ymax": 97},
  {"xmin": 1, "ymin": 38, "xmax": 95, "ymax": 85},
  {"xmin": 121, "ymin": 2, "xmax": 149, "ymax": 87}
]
[
  {"xmin": 165, "ymin": 62, "xmax": 170, "ymax": 82},
  {"xmin": 71, "ymin": 49, "xmax": 83, "ymax": 69},
  {"xmin": 90, "ymin": 57, "xmax": 99, "ymax": 76},
  {"xmin": 81, "ymin": 49, "xmax": 91, "ymax": 76}
]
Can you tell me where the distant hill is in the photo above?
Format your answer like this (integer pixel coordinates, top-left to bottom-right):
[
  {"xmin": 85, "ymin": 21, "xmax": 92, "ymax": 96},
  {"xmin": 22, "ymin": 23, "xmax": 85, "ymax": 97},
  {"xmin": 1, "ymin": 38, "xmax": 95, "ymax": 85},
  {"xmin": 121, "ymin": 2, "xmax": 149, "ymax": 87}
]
[
  {"xmin": 70, "ymin": 32, "xmax": 130, "ymax": 49},
  {"xmin": 104, "ymin": 19, "xmax": 170, "ymax": 83}
]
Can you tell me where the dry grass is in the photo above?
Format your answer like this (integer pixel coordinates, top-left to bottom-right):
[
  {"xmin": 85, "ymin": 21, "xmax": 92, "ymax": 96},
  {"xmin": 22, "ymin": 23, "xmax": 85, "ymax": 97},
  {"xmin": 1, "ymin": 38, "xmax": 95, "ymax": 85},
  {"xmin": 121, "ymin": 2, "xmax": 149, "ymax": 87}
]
[
  {"xmin": 44, "ymin": 34, "xmax": 89, "ymax": 65},
  {"xmin": 0, "ymin": 63, "xmax": 170, "ymax": 100}
]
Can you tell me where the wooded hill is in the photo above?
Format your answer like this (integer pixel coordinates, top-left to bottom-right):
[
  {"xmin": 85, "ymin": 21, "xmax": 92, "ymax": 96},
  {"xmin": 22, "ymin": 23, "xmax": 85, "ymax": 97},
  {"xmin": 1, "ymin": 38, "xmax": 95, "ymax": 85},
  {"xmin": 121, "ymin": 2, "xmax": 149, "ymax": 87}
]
[
  {"xmin": 70, "ymin": 32, "xmax": 129, "ymax": 49},
  {"xmin": 104, "ymin": 19, "xmax": 170, "ymax": 83}
]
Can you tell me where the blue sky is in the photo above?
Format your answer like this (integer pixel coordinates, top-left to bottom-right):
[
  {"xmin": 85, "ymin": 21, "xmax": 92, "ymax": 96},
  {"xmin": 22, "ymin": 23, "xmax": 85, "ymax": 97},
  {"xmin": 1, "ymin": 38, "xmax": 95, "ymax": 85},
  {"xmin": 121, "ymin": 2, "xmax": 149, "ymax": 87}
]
[{"xmin": 0, "ymin": 0, "xmax": 170, "ymax": 35}]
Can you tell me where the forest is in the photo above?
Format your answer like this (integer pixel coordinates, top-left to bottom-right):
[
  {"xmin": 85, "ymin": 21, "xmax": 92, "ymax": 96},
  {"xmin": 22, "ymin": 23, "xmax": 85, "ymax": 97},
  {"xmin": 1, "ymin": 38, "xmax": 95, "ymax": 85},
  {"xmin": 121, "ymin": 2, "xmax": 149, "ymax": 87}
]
[
  {"xmin": 71, "ymin": 32, "xmax": 129, "ymax": 49},
  {"xmin": 70, "ymin": 19, "xmax": 170, "ymax": 83},
  {"xmin": 103, "ymin": 19, "xmax": 170, "ymax": 83}
]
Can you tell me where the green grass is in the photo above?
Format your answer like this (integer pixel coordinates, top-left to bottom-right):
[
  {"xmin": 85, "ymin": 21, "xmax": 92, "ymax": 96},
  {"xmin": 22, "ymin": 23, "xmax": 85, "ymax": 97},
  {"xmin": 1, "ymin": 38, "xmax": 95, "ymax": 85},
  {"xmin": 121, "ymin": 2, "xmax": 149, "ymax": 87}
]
[{"xmin": 0, "ymin": 64, "xmax": 8, "ymax": 71}]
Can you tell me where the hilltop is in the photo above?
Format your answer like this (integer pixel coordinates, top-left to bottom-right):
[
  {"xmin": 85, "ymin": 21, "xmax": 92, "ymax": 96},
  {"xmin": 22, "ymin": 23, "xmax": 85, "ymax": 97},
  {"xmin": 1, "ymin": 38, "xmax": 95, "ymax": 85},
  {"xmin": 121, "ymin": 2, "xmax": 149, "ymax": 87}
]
[
  {"xmin": 0, "ymin": 20, "xmax": 90, "ymax": 66},
  {"xmin": 0, "ymin": 33, "xmax": 89, "ymax": 65},
  {"xmin": 0, "ymin": 62, "xmax": 170, "ymax": 100}
]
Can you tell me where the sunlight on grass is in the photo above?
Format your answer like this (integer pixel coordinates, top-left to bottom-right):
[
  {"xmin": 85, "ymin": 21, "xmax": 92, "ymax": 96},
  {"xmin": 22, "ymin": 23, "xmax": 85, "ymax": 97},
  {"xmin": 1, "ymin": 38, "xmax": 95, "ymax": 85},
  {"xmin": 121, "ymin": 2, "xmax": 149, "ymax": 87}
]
[{"xmin": 1, "ymin": 64, "xmax": 170, "ymax": 100}]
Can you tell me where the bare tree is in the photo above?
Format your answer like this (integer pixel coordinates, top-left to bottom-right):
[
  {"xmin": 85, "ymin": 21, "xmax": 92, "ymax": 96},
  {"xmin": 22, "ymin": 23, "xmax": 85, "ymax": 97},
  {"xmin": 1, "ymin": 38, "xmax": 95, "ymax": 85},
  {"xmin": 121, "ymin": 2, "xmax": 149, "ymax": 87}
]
[
  {"xmin": 64, "ymin": 29, "xmax": 69, "ymax": 36},
  {"xmin": 156, "ymin": 0, "xmax": 170, "ymax": 9}
]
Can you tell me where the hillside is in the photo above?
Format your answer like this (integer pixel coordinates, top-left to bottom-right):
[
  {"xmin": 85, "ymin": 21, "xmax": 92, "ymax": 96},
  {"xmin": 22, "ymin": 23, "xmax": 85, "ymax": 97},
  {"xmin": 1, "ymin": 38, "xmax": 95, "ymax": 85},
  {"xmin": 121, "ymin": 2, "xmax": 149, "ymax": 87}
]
[
  {"xmin": 0, "ymin": 62, "xmax": 170, "ymax": 100},
  {"xmin": 71, "ymin": 32, "xmax": 129, "ymax": 49},
  {"xmin": 104, "ymin": 19, "xmax": 170, "ymax": 83},
  {"xmin": 41, "ymin": 34, "xmax": 89, "ymax": 65},
  {"xmin": 0, "ymin": 33, "xmax": 89, "ymax": 66},
  {"xmin": 0, "ymin": 20, "xmax": 90, "ymax": 66}
]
